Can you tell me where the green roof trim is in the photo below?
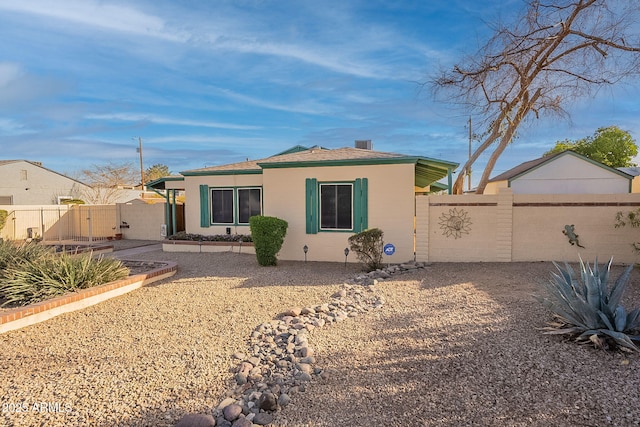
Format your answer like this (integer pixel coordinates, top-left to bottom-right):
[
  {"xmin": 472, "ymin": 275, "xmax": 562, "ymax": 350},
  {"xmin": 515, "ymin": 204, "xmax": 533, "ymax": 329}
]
[
  {"xmin": 181, "ymin": 169, "xmax": 263, "ymax": 177},
  {"xmin": 427, "ymin": 181, "xmax": 449, "ymax": 192},
  {"xmin": 415, "ymin": 158, "xmax": 458, "ymax": 188},
  {"xmin": 258, "ymin": 156, "xmax": 457, "ymax": 169},
  {"xmin": 258, "ymin": 155, "xmax": 458, "ymax": 190},
  {"xmin": 146, "ymin": 176, "xmax": 185, "ymax": 189},
  {"xmin": 271, "ymin": 145, "xmax": 309, "ymax": 156}
]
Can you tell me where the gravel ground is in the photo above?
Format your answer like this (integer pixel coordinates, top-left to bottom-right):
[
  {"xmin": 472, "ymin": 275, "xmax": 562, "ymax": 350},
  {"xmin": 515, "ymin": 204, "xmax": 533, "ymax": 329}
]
[{"xmin": 1, "ymin": 249, "xmax": 639, "ymax": 427}]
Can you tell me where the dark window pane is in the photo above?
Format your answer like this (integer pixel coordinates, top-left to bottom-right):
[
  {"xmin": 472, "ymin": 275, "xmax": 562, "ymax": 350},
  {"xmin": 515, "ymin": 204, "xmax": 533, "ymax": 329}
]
[
  {"xmin": 320, "ymin": 184, "xmax": 352, "ymax": 229},
  {"xmin": 238, "ymin": 188, "xmax": 261, "ymax": 223},
  {"xmin": 211, "ymin": 189, "xmax": 234, "ymax": 223},
  {"xmin": 336, "ymin": 185, "xmax": 352, "ymax": 229}
]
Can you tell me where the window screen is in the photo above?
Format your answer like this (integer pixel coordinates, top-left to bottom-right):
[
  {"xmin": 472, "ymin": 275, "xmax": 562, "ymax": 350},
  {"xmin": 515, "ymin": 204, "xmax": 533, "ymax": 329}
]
[{"xmin": 320, "ymin": 184, "xmax": 352, "ymax": 229}]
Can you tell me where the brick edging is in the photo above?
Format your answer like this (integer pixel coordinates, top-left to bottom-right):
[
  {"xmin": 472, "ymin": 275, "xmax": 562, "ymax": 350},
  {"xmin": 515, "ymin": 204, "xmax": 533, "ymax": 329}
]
[{"xmin": 0, "ymin": 261, "xmax": 178, "ymax": 334}]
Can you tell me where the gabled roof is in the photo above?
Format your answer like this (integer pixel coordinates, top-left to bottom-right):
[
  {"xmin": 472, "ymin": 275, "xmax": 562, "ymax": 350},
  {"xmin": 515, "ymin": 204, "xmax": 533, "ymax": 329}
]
[
  {"xmin": 0, "ymin": 159, "xmax": 90, "ymax": 187},
  {"xmin": 180, "ymin": 146, "xmax": 458, "ymax": 188},
  {"xmin": 270, "ymin": 145, "xmax": 310, "ymax": 156},
  {"xmin": 489, "ymin": 150, "xmax": 633, "ymax": 183},
  {"xmin": 181, "ymin": 159, "xmax": 262, "ymax": 176}
]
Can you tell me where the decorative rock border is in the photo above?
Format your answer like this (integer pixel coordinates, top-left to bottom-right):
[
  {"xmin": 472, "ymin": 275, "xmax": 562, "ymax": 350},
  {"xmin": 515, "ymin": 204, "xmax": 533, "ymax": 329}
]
[
  {"xmin": 0, "ymin": 260, "xmax": 177, "ymax": 334},
  {"xmin": 177, "ymin": 260, "xmax": 429, "ymax": 427}
]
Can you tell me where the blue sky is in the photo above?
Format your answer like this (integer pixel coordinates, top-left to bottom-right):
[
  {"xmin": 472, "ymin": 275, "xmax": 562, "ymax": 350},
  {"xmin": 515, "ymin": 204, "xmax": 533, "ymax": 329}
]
[{"xmin": 1, "ymin": 0, "xmax": 639, "ymax": 185}]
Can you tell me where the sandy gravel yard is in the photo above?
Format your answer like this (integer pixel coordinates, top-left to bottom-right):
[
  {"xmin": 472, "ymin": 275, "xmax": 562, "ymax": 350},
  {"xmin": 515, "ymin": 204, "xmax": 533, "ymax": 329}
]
[{"xmin": 1, "ymin": 249, "xmax": 639, "ymax": 427}]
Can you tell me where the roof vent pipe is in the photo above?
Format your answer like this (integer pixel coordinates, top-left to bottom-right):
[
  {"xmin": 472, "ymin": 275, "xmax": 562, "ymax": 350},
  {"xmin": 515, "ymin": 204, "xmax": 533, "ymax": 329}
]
[{"xmin": 355, "ymin": 140, "xmax": 372, "ymax": 150}]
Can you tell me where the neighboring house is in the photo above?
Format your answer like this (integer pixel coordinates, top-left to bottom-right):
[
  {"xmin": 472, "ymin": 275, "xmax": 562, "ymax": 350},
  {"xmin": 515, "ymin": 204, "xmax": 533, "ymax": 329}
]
[
  {"xmin": 152, "ymin": 144, "xmax": 458, "ymax": 262},
  {"xmin": 0, "ymin": 160, "xmax": 91, "ymax": 205},
  {"xmin": 484, "ymin": 150, "xmax": 633, "ymax": 195},
  {"xmin": 617, "ymin": 167, "xmax": 640, "ymax": 193}
]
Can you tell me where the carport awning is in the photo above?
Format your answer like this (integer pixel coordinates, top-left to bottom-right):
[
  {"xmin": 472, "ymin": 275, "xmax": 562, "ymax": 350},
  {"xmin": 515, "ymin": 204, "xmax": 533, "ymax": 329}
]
[
  {"xmin": 414, "ymin": 158, "xmax": 459, "ymax": 189},
  {"xmin": 146, "ymin": 176, "xmax": 185, "ymax": 190}
]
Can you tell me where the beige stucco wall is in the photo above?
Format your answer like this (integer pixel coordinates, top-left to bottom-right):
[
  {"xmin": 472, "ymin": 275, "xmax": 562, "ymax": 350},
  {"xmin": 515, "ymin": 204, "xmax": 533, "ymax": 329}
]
[
  {"xmin": 184, "ymin": 174, "xmax": 263, "ymax": 236},
  {"xmin": 511, "ymin": 193, "xmax": 638, "ymax": 262},
  {"xmin": 483, "ymin": 180, "xmax": 508, "ymax": 195},
  {"xmin": 262, "ymin": 163, "xmax": 416, "ymax": 263},
  {"xmin": 416, "ymin": 194, "xmax": 500, "ymax": 262},
  {"xmin": 116, "ymin": 201, "xmax": 166, "ymax": 241},
  {"xmin": 416, "ymin": 188, "xmax": 640, "ymax": 263}
]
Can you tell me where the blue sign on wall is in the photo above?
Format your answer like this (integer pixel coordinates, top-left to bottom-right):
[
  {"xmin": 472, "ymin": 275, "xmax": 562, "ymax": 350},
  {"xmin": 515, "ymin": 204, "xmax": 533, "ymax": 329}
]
[{"xmin": 383, "ymin": 243, "xmax": 396, "ymax": 256}]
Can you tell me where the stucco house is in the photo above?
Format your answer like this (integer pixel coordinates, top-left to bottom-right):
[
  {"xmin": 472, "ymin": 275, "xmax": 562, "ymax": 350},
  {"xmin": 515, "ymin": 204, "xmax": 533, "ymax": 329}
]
[
  {"xmin": 484, "ymin": 150, "xmax": 633, "ymax": 195},
  {"xmin": 154, "ymin": 144, "xmax": 458, "ymax": 262},
  {"xmin": 0, "ymin": 160, "xmax": 91, "ymax": 205}
]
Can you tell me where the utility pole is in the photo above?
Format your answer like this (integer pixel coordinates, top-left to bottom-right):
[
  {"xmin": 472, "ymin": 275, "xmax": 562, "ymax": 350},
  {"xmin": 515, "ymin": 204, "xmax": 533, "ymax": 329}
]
[
  {"xmin": 467, "ymin": 116, "xmax": 472, "ymax": 192},
  {"xmin": 136, "ymin": 137, "xmax": 145, "ymax": 196}
]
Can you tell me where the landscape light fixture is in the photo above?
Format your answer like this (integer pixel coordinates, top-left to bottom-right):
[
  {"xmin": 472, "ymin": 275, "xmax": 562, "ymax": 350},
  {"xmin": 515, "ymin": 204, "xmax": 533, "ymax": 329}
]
[
  {"xmin": 344, "ymin": 247, "xmax": 349, "ymax": 267},
  {"xmin": 303, "ymin": 244, "xmax": 308, "ymax": 263}
]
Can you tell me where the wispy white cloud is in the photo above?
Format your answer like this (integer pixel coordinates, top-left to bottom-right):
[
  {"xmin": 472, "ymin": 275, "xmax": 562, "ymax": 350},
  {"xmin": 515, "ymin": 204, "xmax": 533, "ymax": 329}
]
[
  {"xmin": 85, "ymin": 113, "xmax": 260, "ymax": 130},
  {"xmin": 208, "ymin": 87, "xmax": 338, "ymax": 116},
  {"xmin": 0, "ymin": 118, "xmax": 35, "ymax": 136},
  {"xmin": 0, "ymin": 0, "xmax": 186, "ymax": 41}
]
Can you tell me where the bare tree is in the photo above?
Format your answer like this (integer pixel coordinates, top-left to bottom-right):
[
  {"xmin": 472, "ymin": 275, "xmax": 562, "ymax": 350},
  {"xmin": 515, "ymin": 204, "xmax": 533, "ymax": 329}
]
[
  {"xmin": 78, "ymin": 162, "xmax": 139, "ymax": 204},
  {"xmin": 434, "ymin": 0, "xmax": 640, "ymax": 194}
]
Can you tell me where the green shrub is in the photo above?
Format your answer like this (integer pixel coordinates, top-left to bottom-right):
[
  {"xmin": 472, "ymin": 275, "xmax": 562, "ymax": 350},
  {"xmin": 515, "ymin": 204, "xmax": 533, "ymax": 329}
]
[
  {"xmin": 0, "ymin": 245, "xmax": 129, "ymax": 307},
  {"xmin": 0, "ymin": 210, "xmax": 7, "ymax": 233},
  {"xmin": 60, "ymin": 199, "xmax": 85, "ymax": 205},
  {"xmin": 249, "ymin": 216, "xmax": 288, "ymax": 266},
  {"xmin": 535, "ymin": 257, "xmax": 640, "ymax": 352},
  {"xmin": 348, "ymin": 228, "xmax": 384, "ymax": 272},
  {"xmin": 167, "ymin": 231, "xmax": 252, "ymax": 242}
]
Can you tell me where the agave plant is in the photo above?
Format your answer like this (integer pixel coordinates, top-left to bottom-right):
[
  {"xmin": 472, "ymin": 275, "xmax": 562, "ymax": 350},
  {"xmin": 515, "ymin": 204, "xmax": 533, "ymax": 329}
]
[{"xmin": 535, "ymin": 257, "xmax": 640, "ymax": 352}]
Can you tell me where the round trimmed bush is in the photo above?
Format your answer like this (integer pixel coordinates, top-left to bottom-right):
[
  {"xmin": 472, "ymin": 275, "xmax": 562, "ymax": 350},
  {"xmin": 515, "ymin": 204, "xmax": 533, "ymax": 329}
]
[{"xmin": 249, "ymin": 216, "xmax": 288, "ymax": 266}]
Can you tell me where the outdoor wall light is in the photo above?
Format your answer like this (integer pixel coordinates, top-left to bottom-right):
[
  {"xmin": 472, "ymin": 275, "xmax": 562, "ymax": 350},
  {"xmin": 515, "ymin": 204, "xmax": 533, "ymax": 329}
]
[
  {"xmin": 344, "ymin": 247, "xmax": 349, "ymax": 267},
  {"xmin": 303, "ymin": 244, "xmax": 309, "ymax": 263}
]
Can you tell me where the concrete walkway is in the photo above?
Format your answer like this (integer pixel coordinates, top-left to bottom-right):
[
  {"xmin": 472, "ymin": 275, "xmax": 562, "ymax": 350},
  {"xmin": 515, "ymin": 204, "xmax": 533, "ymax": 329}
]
[{"xmin": 108, "ymin": 240, "xmax": 163, "ymax": 259}]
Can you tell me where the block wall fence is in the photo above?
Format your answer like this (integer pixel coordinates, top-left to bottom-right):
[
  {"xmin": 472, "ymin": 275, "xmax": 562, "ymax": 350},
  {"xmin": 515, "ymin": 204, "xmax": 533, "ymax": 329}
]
[{"xmin": 415, "ymin": 188, "xmax": 640, "ymax": 264}]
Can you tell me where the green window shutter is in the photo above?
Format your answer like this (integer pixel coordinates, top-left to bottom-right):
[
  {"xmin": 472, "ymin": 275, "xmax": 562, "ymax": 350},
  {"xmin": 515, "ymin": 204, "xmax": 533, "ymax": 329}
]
[
  {"xmin": 305, "ymin": 178, "xmax": 318, "ymax": 234},
  {"xmin": 354, "ymin": 178, "xmax": 368, "ymax": 232},
  {"xmin": 199, "ymin": 184, "xmax": 210, "ymax": 228}
]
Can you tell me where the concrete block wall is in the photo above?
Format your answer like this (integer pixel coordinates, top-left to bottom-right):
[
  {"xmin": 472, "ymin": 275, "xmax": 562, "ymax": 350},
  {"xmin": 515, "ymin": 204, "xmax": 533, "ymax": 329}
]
[{"xmin": 415, "ymin": 189, "xmax": 640, "ymax": 264}]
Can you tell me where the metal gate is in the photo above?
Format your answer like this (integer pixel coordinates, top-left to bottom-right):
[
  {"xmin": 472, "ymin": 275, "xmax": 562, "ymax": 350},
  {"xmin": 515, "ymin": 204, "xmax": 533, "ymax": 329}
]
[{"xmin": 0, "ymin": 205, "xmax": 117, "ymax": 243}]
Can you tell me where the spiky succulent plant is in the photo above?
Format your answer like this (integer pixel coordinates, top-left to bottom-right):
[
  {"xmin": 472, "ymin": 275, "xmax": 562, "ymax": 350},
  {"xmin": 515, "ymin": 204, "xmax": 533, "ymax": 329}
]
[{"xmin": 535, "ymin": 257, "xmax": 640, "ymax": 352}]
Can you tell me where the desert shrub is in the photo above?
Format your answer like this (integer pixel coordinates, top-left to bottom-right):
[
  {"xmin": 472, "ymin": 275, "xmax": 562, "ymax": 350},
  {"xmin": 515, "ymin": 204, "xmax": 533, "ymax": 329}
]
[
  {"xmin": 348, "ymin": 228, "xmax": 384, "ymax": 272},
  {"xmin": 535, "ymin": 257, "xmax": 640, "ymax": 352},
  {"xmin": 0, "ymin": 241, "xmax": 53, "ymax": 274},
  {"xmin": 249, "ymin": 216, "xmax": 288, "ymax": 266},
  {"xmin": 0, "ymin": 210, "xmax": 7, "ymax": 233},
  {"xmin": 167, "ymin": 231, "xmax": 252, "ymax": 242},
  {"xmin": 0, "ymin": 246, "xmax": 129, "ymax": 307}
]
